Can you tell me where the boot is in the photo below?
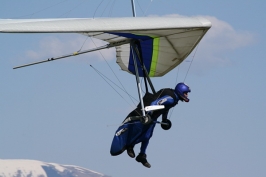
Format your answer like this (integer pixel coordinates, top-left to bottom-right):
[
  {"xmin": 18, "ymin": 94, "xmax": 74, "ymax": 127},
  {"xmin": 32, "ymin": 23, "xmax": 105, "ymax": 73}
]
[
  {"xmin": 127, "ymin": 147, "xmax": 135, "ymax": 158},
  {"xmin": 136, "ymin": 153, "xmax": 151, "ymax": 168}
]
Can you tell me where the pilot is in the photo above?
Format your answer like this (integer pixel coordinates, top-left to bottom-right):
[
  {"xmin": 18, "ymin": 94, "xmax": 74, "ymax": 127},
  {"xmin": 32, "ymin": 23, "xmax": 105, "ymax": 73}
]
[{"xmin": 110, "ymin": 83, "xmax": 191, "ymax": 168}]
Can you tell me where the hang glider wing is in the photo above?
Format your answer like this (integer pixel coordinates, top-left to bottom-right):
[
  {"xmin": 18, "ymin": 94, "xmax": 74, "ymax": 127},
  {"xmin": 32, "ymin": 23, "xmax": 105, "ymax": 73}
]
[{"xmin": 0, "ymin": 17, "xmax": 211, "ymax": 76}]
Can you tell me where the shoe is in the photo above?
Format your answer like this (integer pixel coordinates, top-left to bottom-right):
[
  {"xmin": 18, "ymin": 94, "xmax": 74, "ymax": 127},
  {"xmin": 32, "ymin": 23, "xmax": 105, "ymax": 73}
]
[
  {"xmin": 136, "ymin": 153, "xmax": 151, "ymax": 168},
  {"xmin": 127, "ymin": 147, "xmax": 135, "ymax": 158}
]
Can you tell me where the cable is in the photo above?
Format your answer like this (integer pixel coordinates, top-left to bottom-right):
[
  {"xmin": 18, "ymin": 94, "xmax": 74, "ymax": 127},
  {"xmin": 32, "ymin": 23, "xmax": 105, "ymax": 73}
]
[
  {"xmin": 93, "ymin": 0, "xmax": 105, "ymax": 18},
  {"xmin": 168, "ymin": 44, "xmax": 200, "ymax": 120},
  {"xmin": 108, "ymin": 0, "xmax": 116, "ymax": 17},
  {"xmin": 90, "ymin": 65, "xmax": 124, "ymax": 99},
  {"xmin": 90, "ymin": 65, "xmax": 138, "ymax": 102},
  {"xmin": 101, "ymin": 0, "xmax": 112, "ymax": 17},
  {"xmin": 14, "ymin": 0, "xmax": 69, "ymax": 19},
  {"xmin": 135, "ymin": 0, "xmax": 145, "ymax": 16},
  {"xmin": 168, "ymin": 66, "xmax": 180, "ymax": 120},
  {"xmin": 89, "ymin": 37, "xmax": 137, "ymax": 107},
  {"xmin": 77, "ymin": 36, "xmax": 89, "ymax": 52},
  {"xmin": 90, "ymin": 65, "xmax": 139, "ymax": 112},
  {"xmin": 58, "ymin": 0, "xmax": 88, "ymax": 18},
  {"xmin": 183, "ymin": 44, "xmax": 199, "ymax": 82},
  {"xmin": 144, "ymin": 0, "xmax": 154, "ymax": 16}
]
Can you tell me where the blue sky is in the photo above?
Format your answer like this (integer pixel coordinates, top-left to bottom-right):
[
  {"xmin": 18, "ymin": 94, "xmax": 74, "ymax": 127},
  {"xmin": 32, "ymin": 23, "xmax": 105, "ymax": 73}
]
[{"xmin": 0, "ymin": 0, "xmax": 265, "ymax": 177}]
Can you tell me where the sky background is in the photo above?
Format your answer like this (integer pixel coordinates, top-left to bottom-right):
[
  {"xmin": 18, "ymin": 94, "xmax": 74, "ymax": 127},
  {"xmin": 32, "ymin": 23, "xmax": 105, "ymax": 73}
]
[{"xmin": 0, "ymin": 0, "xmax": 265, "ymax": 177}]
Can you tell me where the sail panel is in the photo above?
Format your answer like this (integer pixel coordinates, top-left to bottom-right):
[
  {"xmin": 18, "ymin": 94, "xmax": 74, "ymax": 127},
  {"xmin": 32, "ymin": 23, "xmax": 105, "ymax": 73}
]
[{"xmin": 112, "ymin": 28, "xmax": 209, "ymax": 77}]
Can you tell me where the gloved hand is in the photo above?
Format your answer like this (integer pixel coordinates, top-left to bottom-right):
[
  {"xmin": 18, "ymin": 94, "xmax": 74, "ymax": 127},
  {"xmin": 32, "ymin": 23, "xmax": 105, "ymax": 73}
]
[{"xmin": 161, "ymin": 119, "xmax": 172, "ymax": 130}]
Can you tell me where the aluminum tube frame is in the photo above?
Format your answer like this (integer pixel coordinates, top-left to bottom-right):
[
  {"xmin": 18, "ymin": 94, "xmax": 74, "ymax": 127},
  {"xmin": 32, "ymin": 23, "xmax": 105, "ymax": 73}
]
[
  {"xmin": 131, "ymin": 42, "xmax": 156, "ymax": 94},
  {"xmin": 130, "ymin": 42, "xmax": 145, "ymax": 116}
]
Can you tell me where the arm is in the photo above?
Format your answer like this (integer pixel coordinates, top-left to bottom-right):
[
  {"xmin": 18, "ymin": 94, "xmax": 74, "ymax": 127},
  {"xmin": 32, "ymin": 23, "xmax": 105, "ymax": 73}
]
[
  {"xmin": 150, "ymin": 95, "xmax": 175, "ymax": 106},
  {"xmin": 161, "ymin": 110, "xmax": 169, "ymax": 121},
  {"xmin": 150, "ymin": 95, "xmax": 175, "ymax": 120}
]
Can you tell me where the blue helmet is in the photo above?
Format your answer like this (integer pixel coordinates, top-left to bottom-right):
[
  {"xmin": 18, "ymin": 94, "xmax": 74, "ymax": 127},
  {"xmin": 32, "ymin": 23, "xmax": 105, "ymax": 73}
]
[{"xmin": 175, "ymin": 83, "xmax": 191, "ymax": 102}]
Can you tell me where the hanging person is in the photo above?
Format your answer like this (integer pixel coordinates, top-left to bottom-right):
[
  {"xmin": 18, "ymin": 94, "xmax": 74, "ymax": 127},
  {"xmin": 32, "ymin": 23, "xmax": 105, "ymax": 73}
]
[{"xmin": 110, "ymin": 82, "xmax": 191, "ymax": 168}]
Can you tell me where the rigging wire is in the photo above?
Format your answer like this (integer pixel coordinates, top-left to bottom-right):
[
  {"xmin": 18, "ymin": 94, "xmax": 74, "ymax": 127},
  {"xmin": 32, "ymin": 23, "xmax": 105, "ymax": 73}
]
[
  {"xmin": 168, "ymin": 66, "xmax": 180, "ymax": 120},
  {"xmin": 93, "ymin": 0, "xmax": 105, "ymax": 18},
  {"xmin": 135, "ymin": 0, "xmax": 145, "ymax": 16},
  {"xmin": 77, "ymin": 36, "xmax": 90, "ymax": 52},
  {"xmin": 14, "ymin": 0, "xmax": 69, "ymax": 18},
  {"xmin": 175, "ymin": 66, "xmax": 180, "ymax": 86},
  {"xmin": 58, "ymin": 0, "xmax": 88, "ymax": 18},
  {"xmin": 168, "ymin": 44, "xmax": 200, "ymax": 119},
  {"xmin": 101, "ymin": 0, "xmax": 113, "ymax": 17},
  {"xmin": 144, "ymin": 0, "xmax": 154, "ymax": 16},
  {"xmin": 90, "ymin": 65, "xmax": 138, "ymax": 102},
  {"xmin": 90, "ymin": 65, "xmax": 124, "ymax": 99},
  {"xmin": 90, "ymin": 65, "xmax": 138, "ymax": 111},
  {"xmin": 89, "ymin": 37, "xmax": 138, "ymax": 107},
  {"xmin": 135, "ymin": 0, "xmax": 154, "ymax": 16},
  {"xmin": 108, "ymin": 0, "xmax": 117, "ymax": 17},
  {"xmin": 183, "ymin": 44, "xmax": 199, "ymax": 82}
]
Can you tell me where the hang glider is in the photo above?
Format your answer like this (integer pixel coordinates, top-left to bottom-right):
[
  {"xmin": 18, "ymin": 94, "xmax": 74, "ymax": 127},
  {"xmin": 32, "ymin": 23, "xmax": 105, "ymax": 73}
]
[{"xmin": 0, "ymin": 17, "xmax": 211, "ymax": 77}]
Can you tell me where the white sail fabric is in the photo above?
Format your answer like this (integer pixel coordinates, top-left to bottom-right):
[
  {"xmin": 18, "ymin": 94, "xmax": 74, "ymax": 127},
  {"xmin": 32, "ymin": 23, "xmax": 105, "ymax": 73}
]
[{"xmin": 0, "ymin": 17, "xmax": 211, "ymax": 77}]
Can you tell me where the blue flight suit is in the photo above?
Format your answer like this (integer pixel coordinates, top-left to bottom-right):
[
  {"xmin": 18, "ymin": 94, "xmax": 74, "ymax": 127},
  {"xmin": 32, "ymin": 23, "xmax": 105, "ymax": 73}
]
[{"xmin": 110, "ymin": 88, "xmax": 179, "ymax": 156}]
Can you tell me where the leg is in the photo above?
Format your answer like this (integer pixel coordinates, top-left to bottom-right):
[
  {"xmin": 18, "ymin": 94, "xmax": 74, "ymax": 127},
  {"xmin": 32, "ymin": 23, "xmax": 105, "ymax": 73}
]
[
  {"xmin": 110, "ymin": 125, "xmax": 129, "ymax": 156},
  {"xmin": 135, "ymin": 140, "xmax": 151, "ymax": 168},
  {"xmin": 127, "ymin": 145, "xmax": 135, "ymax": 158},
  {"xmin": 135, "ymin": 122, "xmax": 156, "ymax": 168},
  {"xmin": 111, "ymin": 110, "xmax": 139, "ymax": 156},
  {"xmin": 140, "ymin": 140, "xmax": 149, "ymax": 154}
]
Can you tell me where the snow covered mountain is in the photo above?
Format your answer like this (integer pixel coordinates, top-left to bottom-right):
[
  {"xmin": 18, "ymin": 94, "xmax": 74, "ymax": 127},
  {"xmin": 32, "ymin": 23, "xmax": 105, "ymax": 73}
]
[{"xmin": 0, "ymin": 159, "xmax": 111, "ymax": 177}]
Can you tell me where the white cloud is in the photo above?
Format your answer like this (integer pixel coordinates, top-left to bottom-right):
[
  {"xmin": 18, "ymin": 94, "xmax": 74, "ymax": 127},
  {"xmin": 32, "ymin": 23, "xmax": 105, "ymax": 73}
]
[
  {"xmin": 190, "ymin": 15, "xmax": 255, "ymax": 74},
  {"xmin": 163, "ymin": 14, "xmax": 255, "ymax": 74},
  {"xmin": 200, "ymin": 16, "xmax": 254, "ymax": 50}
]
